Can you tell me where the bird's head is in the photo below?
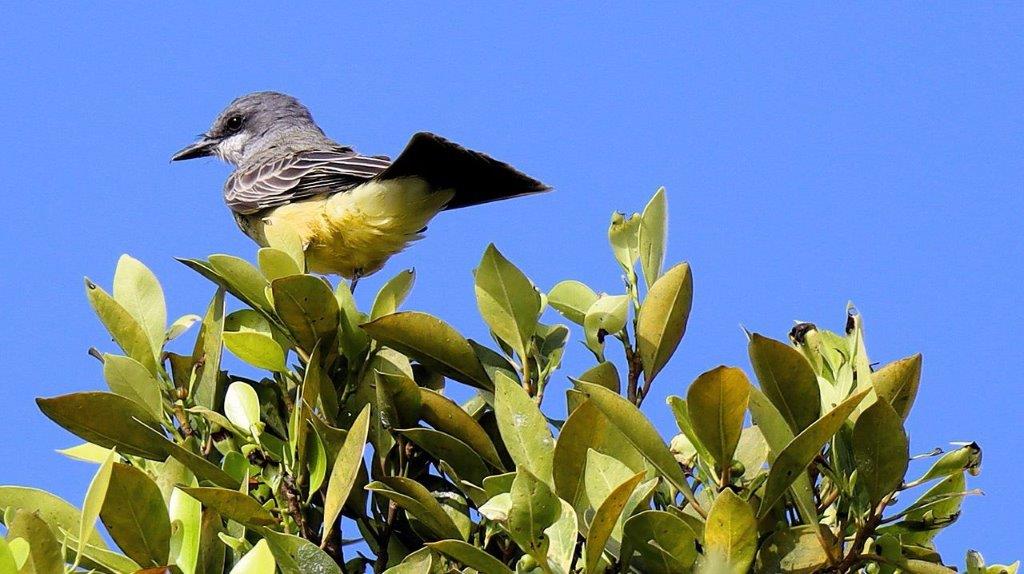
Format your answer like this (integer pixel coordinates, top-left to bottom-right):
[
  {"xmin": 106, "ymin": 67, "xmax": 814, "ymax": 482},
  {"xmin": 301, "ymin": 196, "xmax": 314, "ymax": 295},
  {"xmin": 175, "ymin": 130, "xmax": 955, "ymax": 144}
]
[{"xmin": 172, "ymin": 91, "xmax": 325, "ymax": 166}]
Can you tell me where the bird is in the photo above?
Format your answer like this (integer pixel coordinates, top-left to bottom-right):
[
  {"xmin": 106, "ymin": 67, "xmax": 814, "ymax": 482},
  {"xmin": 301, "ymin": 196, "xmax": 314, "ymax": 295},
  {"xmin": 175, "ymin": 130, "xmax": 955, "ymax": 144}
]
[{"xmin": 172, "ymin": 91, "xmax": 548, "ymax": 284}]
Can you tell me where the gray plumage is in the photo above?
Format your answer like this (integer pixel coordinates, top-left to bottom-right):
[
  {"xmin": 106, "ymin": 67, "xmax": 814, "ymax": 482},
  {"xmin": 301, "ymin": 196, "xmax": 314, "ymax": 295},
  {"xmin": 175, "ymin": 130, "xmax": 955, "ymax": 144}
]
[{"xmin": 173, "ymin": 91, "xmax": 549, "ymax": 216}]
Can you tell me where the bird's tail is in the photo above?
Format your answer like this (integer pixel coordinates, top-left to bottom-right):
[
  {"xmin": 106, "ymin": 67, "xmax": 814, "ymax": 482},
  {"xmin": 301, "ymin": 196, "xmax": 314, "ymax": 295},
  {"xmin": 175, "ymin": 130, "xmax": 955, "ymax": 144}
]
[{"xmin": 375, "ymin": 132, "xmax": 550, "ymax": 210}]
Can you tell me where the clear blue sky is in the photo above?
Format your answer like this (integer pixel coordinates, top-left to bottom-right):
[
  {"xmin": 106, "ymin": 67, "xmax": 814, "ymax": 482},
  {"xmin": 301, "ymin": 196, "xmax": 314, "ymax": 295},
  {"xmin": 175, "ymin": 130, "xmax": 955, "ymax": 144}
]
[{"xmin": 1, "ymin": 3, "xmax": 1020, "ymax": 563}]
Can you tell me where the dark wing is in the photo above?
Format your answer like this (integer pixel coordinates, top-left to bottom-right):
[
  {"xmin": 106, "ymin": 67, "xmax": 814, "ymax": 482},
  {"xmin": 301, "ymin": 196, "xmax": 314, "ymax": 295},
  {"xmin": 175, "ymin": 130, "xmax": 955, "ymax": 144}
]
[
  {"xmin": 224, "ymin": 147, "xmax": 391, "ymax": 214},
  {"xmin": 375, "ymin": 132, "xmax": 550, "ymax": 210}
]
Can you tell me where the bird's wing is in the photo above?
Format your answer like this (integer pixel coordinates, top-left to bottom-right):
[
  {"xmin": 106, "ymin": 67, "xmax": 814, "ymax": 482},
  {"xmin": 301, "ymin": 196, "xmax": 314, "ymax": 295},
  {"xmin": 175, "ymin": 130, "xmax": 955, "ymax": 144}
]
[{"xmin": 224, "ymin": 147, "xmax": 392, "ymax": 214}]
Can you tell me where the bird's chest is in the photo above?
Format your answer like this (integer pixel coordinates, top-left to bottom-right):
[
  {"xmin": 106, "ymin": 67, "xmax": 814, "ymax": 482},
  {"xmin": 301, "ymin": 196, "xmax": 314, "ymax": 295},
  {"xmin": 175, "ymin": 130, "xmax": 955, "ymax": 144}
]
[{"xmin": 234, "ymin": 181, "xmax": 442, "ymax": 279}]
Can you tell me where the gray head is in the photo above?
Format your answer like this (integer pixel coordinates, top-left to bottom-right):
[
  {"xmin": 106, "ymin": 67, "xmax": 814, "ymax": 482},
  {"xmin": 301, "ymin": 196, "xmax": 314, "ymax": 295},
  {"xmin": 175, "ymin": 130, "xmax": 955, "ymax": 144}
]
[{"xmin": 172, "ymin": 91, "xmax": 327, "ymax": 165}]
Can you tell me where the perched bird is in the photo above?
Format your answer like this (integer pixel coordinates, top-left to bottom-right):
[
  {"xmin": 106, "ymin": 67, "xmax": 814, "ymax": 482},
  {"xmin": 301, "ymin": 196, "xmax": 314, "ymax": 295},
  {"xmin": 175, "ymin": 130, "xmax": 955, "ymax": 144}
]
[{"xmin": 172, "ymin": 91, "xmax": 548, "ymax": 282}]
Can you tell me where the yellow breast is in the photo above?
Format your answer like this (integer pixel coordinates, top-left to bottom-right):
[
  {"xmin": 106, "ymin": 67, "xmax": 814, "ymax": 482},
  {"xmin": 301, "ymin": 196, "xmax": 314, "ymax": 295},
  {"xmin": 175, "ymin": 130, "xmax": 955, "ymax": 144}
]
[{"xmin": 238, "ymin": 178, "xmax": 453, "ymax": 278}]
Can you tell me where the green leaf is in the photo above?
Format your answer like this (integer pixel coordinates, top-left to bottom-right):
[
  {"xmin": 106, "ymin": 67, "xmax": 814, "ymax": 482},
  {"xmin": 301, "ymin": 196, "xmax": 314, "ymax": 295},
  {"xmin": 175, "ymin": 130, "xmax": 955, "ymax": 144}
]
[
  {"xmin": 748, "ymin": 334, "xmax": 821, "ymax": 433},
  {"xmin": 494, "ymin": 372, "xmax": 555, "ymax": 484},
  {"xmin": 230, "ymin": 539, "xmax": 275, "ymax": 574},
  {"xmin": 224, "ymin": 382, "xmax": 262, "ymax": 436},
  {"xmin": 507, "ymin": 468, "xmax": 561, "ymax": 564},
  {"xmin": 666, "ymin": 396, "xmax": 716, "ymax": 470},
  {"xmin": 197, "ymin": 508, "xmax": 227, "ymax": 574},
  {"xmin": 474, "ymin": 244, "xmax": 541, "ymax": 361},
  {"xmin": 258, "ymin": 247, "xmax": 302, "ymax": 281},
  {"xmin": 334, "ymin": 281, "xmax": 369, "ymax": 361},
  {"xmin": 113, "ymin": 254, "xmax": 167, "ymax": 357},
  {"xmin": 191, "ymin": 289, "xmax": 226, "ymax": 411},
  {"xmin": 623, "ymin": 510, "xmax": 699, "ymax": 574},
  {"xmin": 260, "ymin": 529, "xmax": 341, "ymax": 574},
  {"xmin": 400, "ymin": 428, "xmax": 490, "ymax": 487},
  {"xmin": 583, "ymin": 294, "xmax": 630, "ymax": 355},
  {"xmin": 102, "ymin": 354, "xmax": 164, "ymax": 421},
  {"xmin": 306, "ymin": 430, "xmax": 328, "ymax": 502},
  {"xmin": 376, "ymin": 371, "xmax": 422, "ymax": 430},
  {"xmin": 701, "ymin": 489, "xmax": 757, "ymax": 574},
  {"xmin": 0, "ymin": 487, "xmax": 108, "ymax": 548},
  {"xmin": 754, "ymin": 525, "xmax": 833, "ymax": 574},
  {"xmin": 872, "ymin": 354, "xmax": 922, "ymax": 421},
  {"xmin": 36, "ymin": 392, "xmax": 166, "ymax": 459},
  {"xmin": 686, "ymin": 366, "xmax": 750, "ymax": 470},
  {"xmin": 100, "ymin": 463, "xmax": 171, "ymax": 567},
  {"xmin": 553, "ymin": 400, "xmax": 645, "ymax": 520},
  {"xmin": 0, "ymin": 538, "xmax": 17, "ymax": 574},
  {"xmin": 547, "ymin": 280, "xmax": 599, "ymax": 326},
  {"xmin": 85, "ymin": 278, "xmax": 158, "ymax": 374},
  {"xmin": 758, "ymin": 388, "xmax": 870, "ymax": 517},
  {"xmin": 637, "ymin": 187, "xmax": 668, "ymax": 289},
  {"xmin": 367, "ymin": 477, "xmax": 465, "ymax": 541},
  {"xmin": 419, "ymin": 388, "xmax": 505, "ymax": 470},
  {"xmin": 546, "ymin": 498, "xmax": 579, "ymax": 574},
  {"xmin": 585, "ymin": 471, "xmax": 644, "ymax": 574},
  {"xmin": 584, "ymin": 449, "xmax": 635, "ymax": 511},
  {"xmin": 321, "ymin": 404, "xmax": 370, "ymax": 546},
  {"xmin": 576, "ymin": 361, "xmax": 621, "ymax": 394},
  {"xmin": 180, "ymin": 487, "xmax": 276, "ymax": 527},
  {"xmin": 166, "ymin": 314, "xmax": 201, "ymax": 343},
  {"xmin": 427, "ymin": 540, "xmax": 514, "ymax": 574},
  {"xmin": 853, "ymin": 400, "xmax": 910, "ymax": 505},
  {"xmin": 77, "ymin": 447, "xmax": 116, "ymax": 567},
  {"xmin": 913, "ymin": 442, "xmax": 982, "ymax": 484},
  {"xmin": 263, "ymin": 222, "xmax": 306, "ymax": 271},
  {"xmin": 271, "ymin": 274, "xmax": 339, "ymax": 352},
  {"xmin": 5, "ymin": 509, "xmax": 65, "ymax": 574},
  {"xmin": 608, "ymin": 211, "xmax": 641, "ymax": 278},
  {"xmin": 223, "ymin": 331, "xmax": 287, "ymax": 372},
  {"xmin": 576, "ymin": 383, "xmax": 699, "ymax": 509},
  {"xmin": 207, "ymin": 254, "xmax": 273, "ymax": 312},
  {"xmin": 635, "ymin": 263, "xmax": 693, "ymax": 384},
  {"xmin": 169, "ymin": 480, "xmax": 201, "ymax": 574},
  {"xmin": 371, "ymin": 269, "xmax": 416, "ymax": 320},
  {"xmin": 362, "ymin": 312, "xmax": 493, "ymax": 390}
]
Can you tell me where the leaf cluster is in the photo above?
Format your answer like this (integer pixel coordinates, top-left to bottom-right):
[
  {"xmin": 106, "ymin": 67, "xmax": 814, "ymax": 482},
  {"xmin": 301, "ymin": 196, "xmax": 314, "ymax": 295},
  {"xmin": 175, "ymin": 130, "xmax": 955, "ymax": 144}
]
[{"xmin": 1, "ymin": 190, "xmax": 1013, "ymax": 574}]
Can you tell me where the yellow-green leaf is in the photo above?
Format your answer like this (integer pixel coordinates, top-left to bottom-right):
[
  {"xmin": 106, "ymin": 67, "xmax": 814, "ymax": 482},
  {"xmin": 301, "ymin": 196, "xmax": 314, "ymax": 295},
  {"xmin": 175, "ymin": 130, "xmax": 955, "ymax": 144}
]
[
  {"xmin": 872, "ymin": 353, "xmax": 922, "ymax": 421},
  {"xmin": 686, "ymin": 366, "xmax": 751, "ymax": 469},
  {"xmin": 113, "ymin": 254, "xmax": 167, "ymax": 357},
  {"xmin": 585, "ymin": 471, "xmax": 645, "ymax": 574},
  {"xmin": 637, "ymin": 187, "xmax": 667, "ymax": 289},
  {"xmin": 608, "ymin": 212, "xmax": 641, "ymax": 278},
  {"xmin": 371, "ymin": 269, "xmax": 415, "ymax": 320},
  {"xmin": 321, "ymin": 404, "xmax": 370, "ymax": 545},
  {"xmin": 754, "ymin": 525, "xmax": 833, "ymax": 574},
  {"xmin": 0, "ymin": 487, "xmax": 108, "ymax": 549},
  {"xmin": 77, "ymin": 447, "xmax": 117, "ymax": 567},
  {"xmin": 230, "ymin": 539, "xmax": 275, "ymax": 574},
  {"xmin": 701, "ymin": 489, "xmax": 757, "ymax": 574},
  {"xmin": 102, "ymin": 354, "xmax": 164, "ymax": 421},
  {"xmin": 36, "ymin": 392, "xmax": 166, "ymax": 459},
  {"xmin": 367, "ymin": 477, "xmax": 465, "ymax": 541},
  {"xmin": 191, "ymin": 289, "xmax": 226, "ymax": 411},
  {"xmin": 208, "ymin": 254, "xmax": 273, "ymax": 312},
  {"xmin": 623, "ymin": 510, "xmax": 698, "ymax": 573},
  {"xmin": 85, "ymin": 278, "xmax": 158, "ymax": 374},
  {"xmin": 362, "ymin": 312, "xmax": 492, "ymax": 390},
  {"xmin": 508, "ymin": 468, "xmax": 561, "ymax": 563},
  {"xmin": 474, "ymin": 244, "xmax": 541, "ymax": 361},
  {"xmin": 263, "ymin": 222, "xmax": 306, "ymax": 271},
  {"xmin": 101, "ymin": 463, "xmax": 171, "ymax": 567},
  {"xmin": 224, "ymin": 382, "xmax": 261, "ymax": 435},
  {"xmin": 584, "ymin": 294, "xmax": 630, "ymax": 355},
  {"xmin": 748, "ymin": 334, "xmax": 821, "ymax": 433},
  {"xmin": 258, "ymin": 247, "xmax": 302, "ymax": 281},
  {"xmin": 6, "ymin": 509, "xmax": 65, "ymax": 574},
  {"xmin": 758, "ymin": 388, "xmax": 870, "ymax": 517},
  {"xmin": 853, "ymin": 400, "xmax": 909, "ymax": 505},
  {"xmin": 547, "ymin": 280, "xmax": 599, "ymax": 326},
  {"xmin": 576, "ymin": 383, "xmax": 699, "ymax": 509},
  {"xmin": 494, "ymin": 372, "xmax": 554, "ymax": 484},
  {"xmin": 576, "ymin": 361, "xmax": 621, "ymax": 394},
  {"xmin": 180, "ymin": 487, "xmax": 277, "ymax": 527},
  {"xmin": 419, "ymin": 388, "xmax": 504, "ymax": 470},
  {"xmin": 223, "ymin": 331, "xmax": 287, "ymax": 372},
  {"xmin": 427, "ymin": 540, "xmax": 514, "ymax": 574},
  {"xmin": 636, "ymin": 263, "xmax": 693, "ymax": 384},
  {"xmin": 271, "ymin": 274, "xmax": 339, "ymax": 352}
]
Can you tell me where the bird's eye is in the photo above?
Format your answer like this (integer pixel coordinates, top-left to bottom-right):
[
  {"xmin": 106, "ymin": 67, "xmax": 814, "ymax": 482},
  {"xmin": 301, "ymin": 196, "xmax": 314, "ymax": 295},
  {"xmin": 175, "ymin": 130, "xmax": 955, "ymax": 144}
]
[{"xmin": 225, "ymin": 115, "xmax": 244, "ymax": 132}]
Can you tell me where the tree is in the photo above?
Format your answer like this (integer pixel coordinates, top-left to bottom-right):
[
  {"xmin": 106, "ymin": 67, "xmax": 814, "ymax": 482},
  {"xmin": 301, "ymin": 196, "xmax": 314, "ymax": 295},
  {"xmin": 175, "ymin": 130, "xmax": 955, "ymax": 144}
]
[{"xmin": 0, "ymin": 189, "xmax": 1014, "ymax": 573}]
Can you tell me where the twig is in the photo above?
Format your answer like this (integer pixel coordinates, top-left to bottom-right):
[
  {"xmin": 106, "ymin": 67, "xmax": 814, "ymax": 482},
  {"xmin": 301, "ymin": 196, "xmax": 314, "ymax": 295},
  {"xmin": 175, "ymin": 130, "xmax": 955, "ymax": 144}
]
[{"xmin": 280, "ymin": 474, "xmax": 313, "ymax": 541}]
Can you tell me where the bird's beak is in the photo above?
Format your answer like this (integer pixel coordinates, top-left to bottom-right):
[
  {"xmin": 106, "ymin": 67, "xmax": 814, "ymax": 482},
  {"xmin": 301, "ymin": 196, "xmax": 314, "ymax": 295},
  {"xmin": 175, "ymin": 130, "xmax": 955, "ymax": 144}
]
[{"xmin": 171, "ymin": 136, "xmax": 218, "ymax": 161}]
